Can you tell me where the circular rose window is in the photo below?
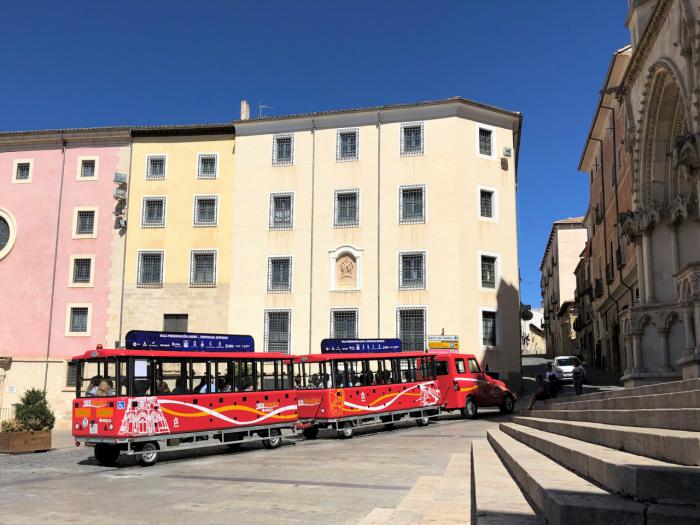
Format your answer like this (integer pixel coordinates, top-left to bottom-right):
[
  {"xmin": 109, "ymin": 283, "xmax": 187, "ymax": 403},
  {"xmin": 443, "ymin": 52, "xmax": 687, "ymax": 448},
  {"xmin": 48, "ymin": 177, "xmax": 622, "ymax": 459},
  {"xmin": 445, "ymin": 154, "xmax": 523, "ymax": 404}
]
[{"xmin": 0, "ymin": 209, "xmax": 17, "ymax": 260}]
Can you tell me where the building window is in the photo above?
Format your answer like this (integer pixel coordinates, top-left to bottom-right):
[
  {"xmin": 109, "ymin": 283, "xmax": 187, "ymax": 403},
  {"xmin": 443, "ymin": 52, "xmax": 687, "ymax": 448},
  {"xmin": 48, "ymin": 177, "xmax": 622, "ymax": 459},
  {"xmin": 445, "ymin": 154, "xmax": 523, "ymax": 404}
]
[
  {"xmin": 68, "ymin": 306, "xmax": 90, "ymax": 334},
  {"xmin": 482, "ymin": 310, "xmax": 497, "ymax": 346},
  {"xmin": 399, "ymin": 185, "xmax": 425, "ymax": 224},
  {"xmin": 399, "ymin": 251, "xmax": 426, "ymax": 290},
  {"xmin": 330, "ymin": 309, "xmax": 358, "ymax": 338},
  {"xmin": 142, "ymin": 197, "xmax": 166, "ymax": 228},
  {"xmin": 146, "ymin": 155, "xmax": 166, "ymax": 180},
  {"xmin": 397, "ymin": 307, "xmax": 426, "ymax": 351},
  {"xmin": 72, "ymin": 257, "xmax": 93, "ymax": 285},
  {"xmin": 193, "ymin": 195, "xmax": 218, "ymax": 227},
  {"xmin": 0, "ymin": 217, "xmax": 10, "ymax": 253},
  {"xmin": 481, "ymin": 255, "xmax": 497, "ymax": 289},
  {"xmin": 197, "ymin": 154, "xmax": 218, "ymax": 179},
  {"xmin": 265, "ymin": 310, "xmax": 291, "ymax": 353},
  {"xmin": 334, "ymin": 189, "xmax": 359, "ymax": 228},
  {"xmin": 137, "ymin": 251, "xmax": 164, "ymax": 288},
  {"xmin": 0, "ymin": 209, "xmax": 17, "ymax": 260},
  {"xmin": 164, "ymin": 314, "xmax": 188, "ymax": 332},
  {"xmin": 14, "ymin": 161, "xmax": 31, "ymax": 182},
  {"xmin": 480, "ymin": 189, "xmax": 494, "ymax": 219},
  {"xmin": 270, "ymin": 193, "xmax": 294, "ymax": 230},
  {"xmin": 273, "ymin": 134, "xmax": 293, "ymax": 166},
  {"xmin": 268, "ymin": 257, "xmax": 292, "ymax": 293},
  {"xmin": 75, "ymin": 209, "xmax": 96, "ymax": 237},
  {"xmin": 80, "ymin": 159, "xmax": 96, "ymax": 178},
  {"xmin": 478, "ymin": 127, "xmax": 493, "ymax": 157},
  {"xmin": 190, "ymin": 250, "xmax": 216, "ymax": 287},
  {"xmin": 401, "ymin": 122, "xmax": 424, "ymax": 157},
  {"xmin": 336, "ymin": 129, "xmax": 359, "ymax": 162},
  {"xmin": 66, "ymin": 362, "xmax": 78, "ymax": 388}
]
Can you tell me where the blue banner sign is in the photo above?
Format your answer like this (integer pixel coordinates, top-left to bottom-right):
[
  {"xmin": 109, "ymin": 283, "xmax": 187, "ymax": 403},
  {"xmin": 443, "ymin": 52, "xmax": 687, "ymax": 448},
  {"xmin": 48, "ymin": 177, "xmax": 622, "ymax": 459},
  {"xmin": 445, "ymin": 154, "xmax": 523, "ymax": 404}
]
[
  {"xmin": 125, "ymin": 330, "xmax": 254, "ymax": 352},
  {"xmin": 320, "ymin": 338, "xmax": 403, "ymax": 354}
]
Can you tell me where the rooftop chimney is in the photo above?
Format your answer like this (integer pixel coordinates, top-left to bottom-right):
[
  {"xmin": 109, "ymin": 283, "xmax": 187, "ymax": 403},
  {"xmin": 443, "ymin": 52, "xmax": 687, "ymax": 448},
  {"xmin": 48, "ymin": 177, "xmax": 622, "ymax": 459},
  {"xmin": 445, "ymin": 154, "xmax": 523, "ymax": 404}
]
[{"xmin": 240, "ymin": 100, "xmax": 250, "ymax": 121}]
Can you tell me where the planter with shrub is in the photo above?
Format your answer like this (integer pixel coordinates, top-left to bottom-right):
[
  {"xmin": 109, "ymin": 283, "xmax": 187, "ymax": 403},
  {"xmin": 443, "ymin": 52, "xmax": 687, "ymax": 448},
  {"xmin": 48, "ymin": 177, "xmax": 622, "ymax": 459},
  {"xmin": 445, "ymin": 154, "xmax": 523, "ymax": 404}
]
[{"xmin": 0, "ymin": 388, "xmax": 55, "ymax": 453}]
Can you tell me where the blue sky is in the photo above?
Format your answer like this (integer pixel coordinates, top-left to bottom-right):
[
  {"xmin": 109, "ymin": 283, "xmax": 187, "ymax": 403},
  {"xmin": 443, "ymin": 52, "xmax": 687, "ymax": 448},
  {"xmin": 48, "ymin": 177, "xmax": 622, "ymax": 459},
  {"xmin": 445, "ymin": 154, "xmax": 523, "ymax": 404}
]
[{"xmin": 0, "ymin": 1, "xmax": 630, "ymax": 307}]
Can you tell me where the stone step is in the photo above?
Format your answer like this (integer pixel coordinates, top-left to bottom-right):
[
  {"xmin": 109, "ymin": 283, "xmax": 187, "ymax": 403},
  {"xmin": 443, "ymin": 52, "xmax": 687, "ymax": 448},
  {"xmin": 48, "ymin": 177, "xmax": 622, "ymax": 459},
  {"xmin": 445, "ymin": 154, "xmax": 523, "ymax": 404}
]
[
  {"xmin": 486, "ymin": 429, "xmax": 645, "ymax": 525},
  {"xmin": 545, "ymin": 389, "xmax": 700, "ymax": 411},
  {"xmin": 545, "ymin": 378, "xmax": 700, "ymax": 405},
  {"xmin": 500, "ymin": 422, "xmax": 700, "ymax": 505},
  {"xmin": 511, "ymin": 416, "xmax": 700, "ymax": 466},
  {"xmin": 523, "ymin": 408, "xmax": 700, "ymax": 432},
  {"xmin": 470, "ymin": 439, "xmax": 542, "ymax": 524}
]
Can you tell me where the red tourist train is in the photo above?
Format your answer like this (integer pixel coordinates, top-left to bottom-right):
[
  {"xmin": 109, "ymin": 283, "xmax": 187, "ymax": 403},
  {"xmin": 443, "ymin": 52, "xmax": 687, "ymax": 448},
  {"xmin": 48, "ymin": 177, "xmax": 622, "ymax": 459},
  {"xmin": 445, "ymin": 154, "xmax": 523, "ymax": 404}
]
[{"xmin": 71, "ymin": 332, "xmax": 515, "ymax": 466}]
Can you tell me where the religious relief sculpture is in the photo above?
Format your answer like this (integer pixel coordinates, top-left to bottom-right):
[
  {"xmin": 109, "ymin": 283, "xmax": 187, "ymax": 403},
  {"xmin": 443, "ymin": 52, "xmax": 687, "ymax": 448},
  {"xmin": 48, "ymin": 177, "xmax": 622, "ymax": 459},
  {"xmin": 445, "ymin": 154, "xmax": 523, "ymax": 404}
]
[
  {"xmin": 335, "ymin": 253, "xmax": 357, "ymax": 289},
  {"xmin": 674, "ymin": 134, "xmax": 700, "ymax": 181},
  {"xmin": 668, "ymin": 193, "xmax": 690, "ymax": 225}
]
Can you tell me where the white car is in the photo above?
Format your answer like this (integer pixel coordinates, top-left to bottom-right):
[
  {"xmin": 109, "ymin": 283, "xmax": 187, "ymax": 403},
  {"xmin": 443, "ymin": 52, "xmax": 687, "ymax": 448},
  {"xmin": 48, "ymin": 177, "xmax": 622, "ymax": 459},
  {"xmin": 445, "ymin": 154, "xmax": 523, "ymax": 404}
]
[{"xmin": 553, "ymin": 356, "xmax": 586, "ymax": 384}]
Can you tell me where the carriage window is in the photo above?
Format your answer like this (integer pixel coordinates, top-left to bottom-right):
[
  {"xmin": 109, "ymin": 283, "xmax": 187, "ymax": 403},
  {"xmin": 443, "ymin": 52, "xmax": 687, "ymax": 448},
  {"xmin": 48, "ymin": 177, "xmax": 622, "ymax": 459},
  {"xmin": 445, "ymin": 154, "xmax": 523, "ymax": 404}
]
[
  {"xmin": 280, "ymin": 360, "xmax": 293, "ymax": 390},
  {"xmin": 156, "ymin": 361, "xmax": 184, "ymax": 395},
  {"xmin": 468, "ymin": 358, "xmax": 481, "ymax": 374},
  {"xmin": 190, "ymin": 360, "xmax": 209, "ymax": 394},
  {"xmin": 133, "ymin": 358, "xmax": 152, "ymax": 397},
  {"xmin": 435, "ymin": 360, "xmax": 449, "ymax": 376},
  {"xmin": 400, "ymin": 358, "xmax": 417, "ymax": 382},
  {"xmin": 235, "ymin": 359, "xmax": 255, "ymax": 392},
  {"xmin": 298, "ymin": 361, "xmax": 325, "ymax": 388},
  {"xmin": 417, "ymin": 356, "xmax": 436, "ymax": 381},
  {"xmin": 119, "ymin": 360, "xmax": 128, "ymax": 396},
  {"xmin": 259, "ymin": 360, "xmax": 278, "ymax": 390},
  {"xmin": 366, "ymin": 359, "xmax": 381, "ymax": 386},
  {"xmin": 215, "ymin": 360, "xmax": 234, "ymax": 392},
  {"xmin": 455, "ymin": 359, "xmax": 466, "ymax": 374},
  {"xmin": 79, "ymin": 361, "xmax": 100, "ymax": 397},
  {"xmin": 347, "ymin": 360, "xmax": 365, "ymax": 386},
  {"xmin": 332, "ymin": 361, "xmax": 348, "ymax": 388}
]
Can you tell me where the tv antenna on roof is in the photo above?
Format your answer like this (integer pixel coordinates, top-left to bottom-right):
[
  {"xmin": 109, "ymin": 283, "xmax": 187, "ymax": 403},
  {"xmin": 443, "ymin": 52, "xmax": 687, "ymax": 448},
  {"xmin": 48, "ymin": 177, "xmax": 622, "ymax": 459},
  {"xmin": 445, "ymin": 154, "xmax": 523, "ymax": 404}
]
[{"xmin": 258, "ymin": 102, "xmax": 273, "ymax": 118}]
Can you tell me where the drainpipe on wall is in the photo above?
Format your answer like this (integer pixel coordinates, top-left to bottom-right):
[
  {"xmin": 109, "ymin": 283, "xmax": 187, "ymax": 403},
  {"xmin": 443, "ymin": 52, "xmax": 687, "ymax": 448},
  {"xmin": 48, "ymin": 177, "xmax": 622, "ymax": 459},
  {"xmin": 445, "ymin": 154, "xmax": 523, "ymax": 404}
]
[
  {"xmin": 376, "ymin": 111, "xmax": 382, "ymax": 337},
  {"xmin": 308, "ymin": 119, "xmax": 316, "ymax": 354},
  {"xmin": 43, "ymin": 133, "xmax": 68, "ymax": 391},
  {"xmin": 117, "ymin": 130, "xmax": 134, "ymax": 347}
]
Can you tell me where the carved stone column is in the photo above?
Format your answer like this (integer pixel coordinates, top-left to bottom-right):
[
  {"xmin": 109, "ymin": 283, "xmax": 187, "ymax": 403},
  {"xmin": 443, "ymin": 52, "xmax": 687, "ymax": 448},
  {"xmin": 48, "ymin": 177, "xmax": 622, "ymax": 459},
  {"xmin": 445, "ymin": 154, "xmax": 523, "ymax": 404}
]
[
  {"xmin": 642, "ymin": 232, "xmax": 656, "ymax": 303},
  {"xmin": 695, "ymin": 303, "xmax": 700, "ymax": 354},
  {"xmin": 631, "ymin": 331, "xmax": 646, "ymax": 373},
  {"xmin": 636, "ymin": 242, "xmax": 646, "ymax": 305},
  {"xmin": 671, "ymin": 225, "xmax": 681, "ymax": 274},
  {"xmin": 684, "ymin": 309, "xmax": 696, "ymax": 357},
  {"xmin": 624, "ymin": 335, "xmax": 634, "ymax": 374},
  {"xmin": 657, "ymin": 327, "xmax": 672, "ymax": 372}
]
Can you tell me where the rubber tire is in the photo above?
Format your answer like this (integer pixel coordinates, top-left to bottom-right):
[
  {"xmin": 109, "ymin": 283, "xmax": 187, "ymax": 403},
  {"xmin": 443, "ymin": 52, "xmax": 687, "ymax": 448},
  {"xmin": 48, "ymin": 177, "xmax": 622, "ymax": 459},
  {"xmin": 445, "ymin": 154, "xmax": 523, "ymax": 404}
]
[
  {"xmin": 338, "ymin": 421, "xmax": 354, "ymax": 439},
  {"xmin": 94, "ymin": 443, "xmax": 120, "ymax": 466},
  {"xmin": 499, "ymin": 393, "xmax": 515, "ymax": 414},
  {"xmin": 302, "ymin": 426, "xmax": 319, "ymax": 440},
  {"xmin": 416, "ymin": 415, "xmax": 430, "ymax": 427},
  {"xmin": 461, "ymin": 396, "xmax": 478, "ymax": 419},
  {"xmin": 262, "ymin": 428, "xmax": 282, "ymax": 449},
  {"xmin": 136, "ymin": 442, "xmax": 159, "ymax": 467}
]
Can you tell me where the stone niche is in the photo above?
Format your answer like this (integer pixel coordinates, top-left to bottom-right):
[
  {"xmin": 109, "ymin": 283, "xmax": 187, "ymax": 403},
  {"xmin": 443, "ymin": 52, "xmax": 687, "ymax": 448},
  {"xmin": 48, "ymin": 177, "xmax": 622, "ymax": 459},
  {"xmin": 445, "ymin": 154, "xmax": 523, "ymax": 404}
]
[{"xmin": 329, "ymin": 245, "xmax": 362, "ymax": 291}]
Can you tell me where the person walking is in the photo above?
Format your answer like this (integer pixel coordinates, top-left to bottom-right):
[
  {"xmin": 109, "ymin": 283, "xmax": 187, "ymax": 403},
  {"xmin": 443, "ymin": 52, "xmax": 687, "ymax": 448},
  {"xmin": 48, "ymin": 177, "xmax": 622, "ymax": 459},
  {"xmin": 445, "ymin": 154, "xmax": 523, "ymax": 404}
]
[{"xmin": 572, "ymin": 361, "xmax": 584, "ymax": 395}]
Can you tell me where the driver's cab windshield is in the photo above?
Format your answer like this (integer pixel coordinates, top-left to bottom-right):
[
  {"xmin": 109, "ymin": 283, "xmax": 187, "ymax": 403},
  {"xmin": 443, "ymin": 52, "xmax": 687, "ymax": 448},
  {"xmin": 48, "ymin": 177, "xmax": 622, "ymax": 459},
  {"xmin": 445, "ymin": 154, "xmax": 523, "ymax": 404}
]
[{"xmin": 77, "ymin": 358, "xmax": 121, "ymax": 397}]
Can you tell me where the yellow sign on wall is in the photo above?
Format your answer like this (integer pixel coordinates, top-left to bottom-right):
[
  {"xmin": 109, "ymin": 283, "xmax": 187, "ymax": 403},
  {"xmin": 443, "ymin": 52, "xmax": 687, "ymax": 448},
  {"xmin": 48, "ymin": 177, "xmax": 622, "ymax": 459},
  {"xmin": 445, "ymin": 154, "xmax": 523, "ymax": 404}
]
[{"xmin": 428, "ymin": 335, "xmax": 459, "ymax": 350}]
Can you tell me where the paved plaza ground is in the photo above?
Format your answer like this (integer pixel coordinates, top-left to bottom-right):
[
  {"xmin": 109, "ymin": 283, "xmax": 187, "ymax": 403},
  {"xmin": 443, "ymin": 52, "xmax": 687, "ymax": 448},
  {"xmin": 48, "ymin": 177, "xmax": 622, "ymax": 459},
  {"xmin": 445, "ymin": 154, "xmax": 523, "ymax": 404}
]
[{"xmin": 0, "ymin": 410, "xmax": 511, "ymax": 525}]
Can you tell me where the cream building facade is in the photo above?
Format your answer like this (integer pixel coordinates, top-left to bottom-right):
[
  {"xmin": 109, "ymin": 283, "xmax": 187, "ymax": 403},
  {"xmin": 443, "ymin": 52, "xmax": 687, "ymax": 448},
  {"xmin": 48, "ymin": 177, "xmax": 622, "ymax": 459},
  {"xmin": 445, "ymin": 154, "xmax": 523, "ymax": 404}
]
[{"xmin": 230, "ymin": 98, "xmax": 523, "ymax": 388}]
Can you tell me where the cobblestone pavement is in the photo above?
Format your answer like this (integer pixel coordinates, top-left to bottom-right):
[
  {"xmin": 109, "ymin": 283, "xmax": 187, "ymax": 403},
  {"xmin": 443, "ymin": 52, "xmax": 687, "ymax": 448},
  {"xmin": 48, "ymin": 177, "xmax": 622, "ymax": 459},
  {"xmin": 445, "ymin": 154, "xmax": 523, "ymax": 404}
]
[{"xmin": 0, "ymin": 411, "xmax": 509, "ymax": 525}]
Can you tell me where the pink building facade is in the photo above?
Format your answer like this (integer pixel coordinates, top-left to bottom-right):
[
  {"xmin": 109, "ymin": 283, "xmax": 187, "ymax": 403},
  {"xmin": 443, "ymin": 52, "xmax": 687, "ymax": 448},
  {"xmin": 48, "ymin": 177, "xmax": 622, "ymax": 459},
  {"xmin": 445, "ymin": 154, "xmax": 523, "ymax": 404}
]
[{"xmin": 0, "ymin": 129, "xmax": 130, "ymax": 426}]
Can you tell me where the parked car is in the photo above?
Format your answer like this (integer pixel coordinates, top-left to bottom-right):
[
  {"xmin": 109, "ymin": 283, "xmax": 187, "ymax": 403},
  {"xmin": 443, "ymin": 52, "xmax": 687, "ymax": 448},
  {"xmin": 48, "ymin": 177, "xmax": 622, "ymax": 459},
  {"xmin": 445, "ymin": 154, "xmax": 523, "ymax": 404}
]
[{"xmin": 553, "ymin": 356, "xmax": 586, "ymax": 384}]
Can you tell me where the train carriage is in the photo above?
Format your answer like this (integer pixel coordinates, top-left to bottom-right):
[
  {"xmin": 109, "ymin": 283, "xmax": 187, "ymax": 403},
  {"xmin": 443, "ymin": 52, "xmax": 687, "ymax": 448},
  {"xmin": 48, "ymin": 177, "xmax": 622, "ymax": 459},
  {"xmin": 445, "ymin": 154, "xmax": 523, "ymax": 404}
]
[
  {"xmin": 294, "ymin": 339, "xmax": 441, "ymax": 439},
  {"xmin": 72, "ymin": 331, "xmax": 297, "ymax": 466}
]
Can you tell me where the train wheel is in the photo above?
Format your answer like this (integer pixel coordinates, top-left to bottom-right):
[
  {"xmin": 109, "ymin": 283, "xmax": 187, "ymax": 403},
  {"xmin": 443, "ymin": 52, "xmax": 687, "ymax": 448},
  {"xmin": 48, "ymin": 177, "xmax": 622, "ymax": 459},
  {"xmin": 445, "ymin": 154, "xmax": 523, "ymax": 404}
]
[
  {"xmin": 416, "ymin": 415, "xmax": 430, "ymax": 427},
  {"xmin": 94, "ymin": 443, "xmax": 120, "ymax": 466},
  {"xmin": 136, "ymin": 442, "xmax": 159, "ymax": 467},
  {"xmin": 338, "ymin": 421, "xmax": 354, "ymax": 439},
  {"xmin": 302, "ymin": 426, "xmax": 319, "ymax": 440},
  {"xmin": 499, "ymin": 394, "xmax": 515, "ymax": 414},
  {"xmin": 263, "ymin": 428, "xmax": 282, "ymax": 449},
  {"xmin": 461, "ymin": 396, "xmax": 478, "ymax": 419}
]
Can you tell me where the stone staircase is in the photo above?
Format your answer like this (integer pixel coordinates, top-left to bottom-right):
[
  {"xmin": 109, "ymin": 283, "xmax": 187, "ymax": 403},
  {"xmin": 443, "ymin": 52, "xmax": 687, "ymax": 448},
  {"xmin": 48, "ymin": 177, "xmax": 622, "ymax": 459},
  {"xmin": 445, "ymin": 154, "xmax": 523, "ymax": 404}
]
[{"xmin": 470, "ymin": 378, "xmax": 700, "ymax": 524}]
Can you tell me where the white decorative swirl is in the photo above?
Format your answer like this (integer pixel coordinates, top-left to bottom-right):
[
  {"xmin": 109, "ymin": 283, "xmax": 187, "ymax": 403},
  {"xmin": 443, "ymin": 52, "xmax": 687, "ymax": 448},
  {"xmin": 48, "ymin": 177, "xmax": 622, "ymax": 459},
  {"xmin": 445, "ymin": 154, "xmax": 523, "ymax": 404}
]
[
  {"xmin": 343, "ymin": 381, "xmax": 440, "ymax": 412},
  {"xmin": 158, "ymin": 399, "xmax": 297, "ymax": 426}
]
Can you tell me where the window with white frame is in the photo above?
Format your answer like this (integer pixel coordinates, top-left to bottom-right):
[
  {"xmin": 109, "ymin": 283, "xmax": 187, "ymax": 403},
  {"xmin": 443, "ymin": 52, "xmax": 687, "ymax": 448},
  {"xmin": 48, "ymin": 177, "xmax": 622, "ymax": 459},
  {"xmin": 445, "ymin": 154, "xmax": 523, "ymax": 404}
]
[
  {"xmin": 480, "ymin": 189, "xmax": 494, "ymax": 219},
  {"xmin": 80, "ymin": 159, "xmax": 96, "ymax": 178},
  {"xmin": 146, "ymin": 155, "xmax": 166, "ymax": 180},
  {"xmin": 331, "ymin": 309, "xmax": 358, "ymax": 338},
  {"xmin": 336, "ymin": 129, "xmax": 358, "ymax": 162},
  {"xmin": 401, "ymin": 122, "xmax": 424, "ymax": 157},
  {"xmin": 273, "ymin": 134, "xmax": 293, "ymax": 166},
  {"xmin": 269, "ymin": 193, "xmax": 293, "ymax": 230},
  {"xmin": 481, "ymin": 255, "xmax": 497, "ymax": 289},
  {"xmin": 265, "ymin": 310, "xmax": 291, "ymax": 353},
  {"xmin": 396, "ymin": 307, "xmax": 426, "ymax": 351},
  {"xmin": 14, "ymin": 161, "xmax": 31, "ymax": 182},
  {"xmin": 478, "ymin": 127, "xmax": 493, "ymax": 157},
  {"xmin": 142, "ymin": 197, "xmax": 166, "ymax": 228},
  {"xmin": 75, "ymin": 210, "xmax": 96, "ymax": 236},
  {"xmin": 69, "ymin": 306, "xmax": 90, "ymax": 334},
  {"xmin": 72, "ymin": 257, "xmax": 93, "ymax": 284},
  {"xmin": 334, "ymin": 189, "xmax": 359, "ymax": 228},
  {"xmin": 268, "ymin": 257, "xmax": 292, "ymax": 293},
  {"xmin": 190, "ymin": 250, "xmax": 216, "ymax": 287},
  {"xmin": 193, "ymin": 195, "xmax": 218, "ymax": 227},
  {"xmin": 197, "ymin": 154, "xmax": 218, "ymax": 179},
  {"xmin": 137, "ymin": 251, "xmax": 164, "ymax": 288},
  {"xmin": 482, "ymin": 310, "xmax": 497, "ymax": 346},
  {"xmin": 399, "ymin": 185, "xmax": 425, "ymax": 224},
  {"xmin": 399, "ymin": 251, "xmax": 425, "ymax": 289}
]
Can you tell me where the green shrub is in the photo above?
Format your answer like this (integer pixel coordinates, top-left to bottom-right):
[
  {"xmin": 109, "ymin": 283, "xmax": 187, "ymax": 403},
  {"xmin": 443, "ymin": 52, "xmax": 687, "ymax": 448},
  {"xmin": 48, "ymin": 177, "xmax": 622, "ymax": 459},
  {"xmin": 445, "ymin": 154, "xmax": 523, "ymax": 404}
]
[{"xmin": 4, "ymin": 388, "xmax": 56, "ymax": 432}]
